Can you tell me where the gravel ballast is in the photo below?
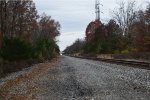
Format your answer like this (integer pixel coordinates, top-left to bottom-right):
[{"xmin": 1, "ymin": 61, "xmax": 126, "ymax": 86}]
[{"xmin": 0, "ymin": 56, "xmax": 150, "ymax": 100}]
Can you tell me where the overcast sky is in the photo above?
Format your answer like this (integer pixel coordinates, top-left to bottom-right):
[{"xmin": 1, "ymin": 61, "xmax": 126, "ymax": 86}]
[{"xmin": 33, "ymin": 0, "xmax": 149, "ymax": 51}]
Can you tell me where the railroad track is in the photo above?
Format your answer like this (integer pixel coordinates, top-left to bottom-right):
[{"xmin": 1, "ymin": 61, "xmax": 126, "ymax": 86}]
[{"xmin": 69, "ymin": 56, "xmax": 150, "ymax": 67}]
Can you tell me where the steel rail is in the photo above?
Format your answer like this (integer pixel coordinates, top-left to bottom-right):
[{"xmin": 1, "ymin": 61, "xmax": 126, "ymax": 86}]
[{"xmin": 69, "ymin": 56, "xmax": 150, "ymax": 67}]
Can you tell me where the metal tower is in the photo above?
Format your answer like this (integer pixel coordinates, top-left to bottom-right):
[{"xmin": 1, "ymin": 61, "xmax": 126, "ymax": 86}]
[{"xmin": 95, "ymin": 0, "xmax": 102, "ymax": 21}]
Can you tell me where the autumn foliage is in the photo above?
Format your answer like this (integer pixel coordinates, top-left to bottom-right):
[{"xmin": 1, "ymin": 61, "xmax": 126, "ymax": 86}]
[
  {"xmin": 0, "ymin": 0, "xmax": 60, "ymax": 77},
  {"xmin": 64, "ymin": 1, "xmax": 150, "ymax": 55},
  {"xmin": 0, "ymin": 0, "xmax": 60, "ymax": 58}
]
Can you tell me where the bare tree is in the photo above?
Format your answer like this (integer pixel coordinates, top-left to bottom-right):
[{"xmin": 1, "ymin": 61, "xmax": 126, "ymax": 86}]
[
  {"xmin": 39, "ymin": 13, "xmax": 60, "ymax": 40},
  {"xmin": 133, "ymin": 4, "xmax": 150, "ymax": 51},
  {"xmin": 113, "ymin": 1, "xmax": 137, "ymax": 37},
  {"xmin": 0, "ymin": 0, "xmax": 39, "ymax": 40},
  {"xmin": 0, "ymin": 0, "xmax": 9, "ymax": 47}
]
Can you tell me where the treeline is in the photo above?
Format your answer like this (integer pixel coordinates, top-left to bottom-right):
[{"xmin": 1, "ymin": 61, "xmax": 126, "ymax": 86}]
[
  {"xmin": 63, "ymin": 1, "xmax": 150, "ymax": 56},
  {"xmin": 0, "ymin": 0, "xmax": 60, "ymax": 76},
  {"xmin": 63, "ymin": 39, "xmax": 85, "ymax": 54}
]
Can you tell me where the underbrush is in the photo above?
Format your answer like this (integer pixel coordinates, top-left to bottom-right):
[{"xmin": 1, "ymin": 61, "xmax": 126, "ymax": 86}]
[
  {"xmin": 0, "ymin": 59, "xmax": 41, "ymax": 78},
  {"xmin": 0, "ymin": 37, "xmax": 60, "ymax": 78}
]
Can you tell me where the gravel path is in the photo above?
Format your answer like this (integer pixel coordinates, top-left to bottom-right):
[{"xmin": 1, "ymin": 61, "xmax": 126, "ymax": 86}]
[{"xmin": 0, "ymin": 56, "xmax": 150, "ymax": 100}]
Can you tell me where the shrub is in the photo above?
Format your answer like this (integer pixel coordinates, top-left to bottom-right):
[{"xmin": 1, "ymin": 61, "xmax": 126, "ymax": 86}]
[
  {"xmin": 121, "ymin": 49, "xmax": 129, "ymax": 54},
  {"xmin": 130, "ymin": 48, "xmax": 139, "ymax": 52},
  {"xmin": 33, "ymin": 37, "xmax": 59, "ymax": 59},
  {"xmin": 82, "ymin": 41, "xmax": 112, "ymax": 54},
  {"xmin": 114, "ymin": 50, "xmax": 120, "ymax": 54},
  {"xmin": 82, "ymin": 42, "xmax": 97, "ymax": 54},
  {"xmin": 1, "ymin": 37, "xmax": 33, "ymax": 61}
]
